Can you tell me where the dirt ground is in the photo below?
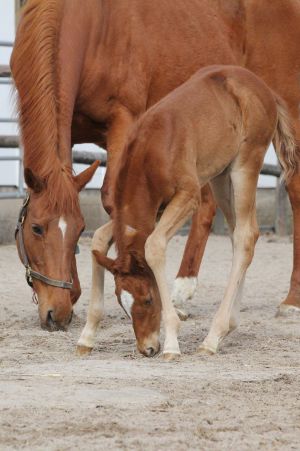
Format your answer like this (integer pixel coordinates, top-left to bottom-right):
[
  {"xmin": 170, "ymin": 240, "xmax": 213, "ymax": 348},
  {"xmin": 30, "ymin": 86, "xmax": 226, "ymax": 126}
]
[{"xmin": 0, "ymin": 233, "xmax": 300, "ymax": 450}]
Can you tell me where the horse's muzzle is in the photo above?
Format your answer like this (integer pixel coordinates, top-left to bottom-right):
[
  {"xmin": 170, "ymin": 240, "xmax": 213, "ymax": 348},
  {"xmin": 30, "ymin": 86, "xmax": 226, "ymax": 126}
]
[{"xmin": 41, "ymin": 308, "xmax": 73, "ymax": 332}]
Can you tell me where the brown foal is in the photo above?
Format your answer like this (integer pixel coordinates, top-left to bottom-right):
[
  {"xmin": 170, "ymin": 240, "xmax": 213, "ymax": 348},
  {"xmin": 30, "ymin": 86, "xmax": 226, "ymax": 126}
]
[{"xmin": 78, "ymin": 66, "xmax": 296, "ymax": 358}]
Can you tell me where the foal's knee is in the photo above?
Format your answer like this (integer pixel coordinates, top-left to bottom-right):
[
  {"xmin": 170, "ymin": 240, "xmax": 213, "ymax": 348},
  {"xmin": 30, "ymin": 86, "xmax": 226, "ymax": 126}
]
[
  {"xmin": 91, "ymin": 223, "xmax": 112, "ymax": 252},
  {"xmin": 145, "ymin": 234, "xmax": 167, "ymax": 269}
]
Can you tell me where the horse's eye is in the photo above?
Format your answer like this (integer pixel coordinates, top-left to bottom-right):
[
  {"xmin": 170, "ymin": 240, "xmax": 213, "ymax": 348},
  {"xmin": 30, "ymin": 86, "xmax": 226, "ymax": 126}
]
[
  {"xmin": 32, "ymin": 224, "xmax": 43, "ymax": 236},
  {"xmin": 144, "ymin": 298, "xmax": 153, "ymax": 306}
]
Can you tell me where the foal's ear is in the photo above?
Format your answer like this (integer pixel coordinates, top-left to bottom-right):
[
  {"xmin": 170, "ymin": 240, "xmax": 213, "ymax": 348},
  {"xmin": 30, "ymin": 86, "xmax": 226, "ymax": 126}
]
[
  {"xmin": 24, "ymin": 168, "xmax": 46, "ymax": 193},
  {"xmin": 92, "ymin": 250, "xmax": 117, "ymax": 274},
  {"xmin": 74, "ymin": 161, "xmax": 100, "ymax": 192}
]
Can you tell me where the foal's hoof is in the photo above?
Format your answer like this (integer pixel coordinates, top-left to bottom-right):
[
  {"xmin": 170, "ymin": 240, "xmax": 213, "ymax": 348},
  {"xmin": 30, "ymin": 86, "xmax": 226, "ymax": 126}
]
[
  {"xmin": 163, "ymin": 352, "xmax": 181, "ymax": 362},
  {"xmin": 197, "ymin": 343, "xmax": 216, "ymax": 356},
  {"xmin": 76, "ymin": 345, "xmax": 93, "ymax": 356},
  {"xmin": 175, "ymin": 307, "xmax": 189, "ymax": 321},
  {"xmin": 276, "ymin": 304, "xmax": 300, "ymax": 317}
]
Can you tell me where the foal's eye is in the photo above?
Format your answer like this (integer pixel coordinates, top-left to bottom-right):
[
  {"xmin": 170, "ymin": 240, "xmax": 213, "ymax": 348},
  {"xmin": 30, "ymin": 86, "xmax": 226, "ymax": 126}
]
[
  {"xmin": 32, "ymin": 224, "xmax": 43, "ymax": 236},
  {"xmin": 144, "ymin": 298, "xmax": 153, "ymax": 306}
]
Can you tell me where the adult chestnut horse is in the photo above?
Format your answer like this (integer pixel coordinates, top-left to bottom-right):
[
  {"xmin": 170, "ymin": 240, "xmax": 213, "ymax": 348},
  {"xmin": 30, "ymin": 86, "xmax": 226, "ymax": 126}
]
[
  {"xmin": 88, "ymin": 66, "xmax": 296, "ymax": 358},
  {"xmin": 11, "ymin": 0, "xmax": 300, "ymax": 330}
]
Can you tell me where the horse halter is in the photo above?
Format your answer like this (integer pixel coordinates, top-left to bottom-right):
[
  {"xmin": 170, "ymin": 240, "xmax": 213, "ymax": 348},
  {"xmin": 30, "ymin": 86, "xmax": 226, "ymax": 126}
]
[{"xmin": 15, "ymin": 192, "xmax": 73, "ymax": 292}]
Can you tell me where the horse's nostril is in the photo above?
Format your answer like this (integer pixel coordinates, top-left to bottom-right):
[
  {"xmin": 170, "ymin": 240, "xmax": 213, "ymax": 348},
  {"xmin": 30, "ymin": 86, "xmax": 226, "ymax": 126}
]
[
  {"xmin": 46, "ymin": 310, "xmax": 55, "ymax": 327},
  {"xmin": 68, "ymin": 310, "xmax": 73, "ymax": 324}
]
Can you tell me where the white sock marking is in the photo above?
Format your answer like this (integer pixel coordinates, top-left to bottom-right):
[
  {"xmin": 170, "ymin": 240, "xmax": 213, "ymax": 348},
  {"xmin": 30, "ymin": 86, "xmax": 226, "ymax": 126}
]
[{"xmin": 171, "ymin": 277, "xmax": 197, "ymax": 306}]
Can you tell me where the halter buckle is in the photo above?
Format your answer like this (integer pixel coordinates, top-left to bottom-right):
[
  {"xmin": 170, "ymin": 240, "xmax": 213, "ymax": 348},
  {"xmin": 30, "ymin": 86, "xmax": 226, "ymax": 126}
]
[
  {"xmin": 26, "ymin": 266, "xmax": 33, "ymax": 285},
  {"xmin": 23, "ymin": 192, "xmax": 30, "ymax": 207}
]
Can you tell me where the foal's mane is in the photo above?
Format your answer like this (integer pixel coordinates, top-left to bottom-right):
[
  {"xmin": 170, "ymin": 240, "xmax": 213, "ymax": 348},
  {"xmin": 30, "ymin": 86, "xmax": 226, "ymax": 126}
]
[{"xmin": 11, "ymin": 0, "xmax": 78, "ymax": 214}]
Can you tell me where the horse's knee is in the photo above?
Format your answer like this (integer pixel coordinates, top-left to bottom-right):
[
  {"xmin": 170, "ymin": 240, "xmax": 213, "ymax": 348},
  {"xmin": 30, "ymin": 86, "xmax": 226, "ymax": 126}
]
[{"xmin": 195, "ymin": 185, "xmax": 217, "ymax": 228}]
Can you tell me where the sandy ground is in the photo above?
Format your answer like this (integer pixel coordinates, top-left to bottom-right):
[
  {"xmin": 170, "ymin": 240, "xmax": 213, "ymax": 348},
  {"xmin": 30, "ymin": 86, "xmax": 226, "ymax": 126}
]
[{"xmin": 0, "ymin": 233, "xmax": 300, "ymax": 450}]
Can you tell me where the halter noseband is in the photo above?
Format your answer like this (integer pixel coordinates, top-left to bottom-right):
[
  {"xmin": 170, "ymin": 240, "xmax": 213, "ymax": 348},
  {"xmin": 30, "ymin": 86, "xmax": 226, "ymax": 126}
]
[{"xmin": 15, "ymin": 192, "xmax": 73, "ymax": 291}]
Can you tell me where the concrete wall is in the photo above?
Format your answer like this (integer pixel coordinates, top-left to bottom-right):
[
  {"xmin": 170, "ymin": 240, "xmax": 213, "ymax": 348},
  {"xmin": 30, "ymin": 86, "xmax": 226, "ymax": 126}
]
[{"xmin": 0, "ymin": 188, "xmax": 292, "ymax": 245}]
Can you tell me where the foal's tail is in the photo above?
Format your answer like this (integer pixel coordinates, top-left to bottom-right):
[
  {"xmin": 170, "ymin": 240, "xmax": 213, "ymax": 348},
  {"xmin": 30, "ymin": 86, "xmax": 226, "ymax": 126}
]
[{"xmin": 273, "ymin": 95, "xmax": 298, "ymax": 183}]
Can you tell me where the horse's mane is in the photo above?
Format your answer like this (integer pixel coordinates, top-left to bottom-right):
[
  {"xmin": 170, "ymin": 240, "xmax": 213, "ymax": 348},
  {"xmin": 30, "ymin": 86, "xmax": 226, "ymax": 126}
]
[{"xmin": 11, "ymin": 0, "xmax": 79, "ymax": 214}]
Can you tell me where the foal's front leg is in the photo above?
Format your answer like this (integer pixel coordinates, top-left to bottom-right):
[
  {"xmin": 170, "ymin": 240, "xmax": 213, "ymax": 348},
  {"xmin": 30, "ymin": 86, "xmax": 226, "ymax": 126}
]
[
  {"xmin": 145, "ymin": 189, "xmax": 200, "ymax": 361},
  {"xmin": 76, "ymin": 221, "xmax": 113, "ymax": 355}
]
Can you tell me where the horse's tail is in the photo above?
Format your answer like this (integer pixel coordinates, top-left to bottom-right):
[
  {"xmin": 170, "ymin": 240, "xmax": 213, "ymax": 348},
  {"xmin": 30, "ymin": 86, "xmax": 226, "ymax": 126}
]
[{"xmin": 273, "ymin": 95, "xmax": 298, "ymax": 183}]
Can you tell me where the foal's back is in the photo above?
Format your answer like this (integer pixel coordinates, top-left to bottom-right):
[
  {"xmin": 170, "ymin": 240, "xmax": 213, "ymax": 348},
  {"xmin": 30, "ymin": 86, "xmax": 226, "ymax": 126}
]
[{"xmin": 136, "ymin": 65, "xmax": 278, "ymax": 186}]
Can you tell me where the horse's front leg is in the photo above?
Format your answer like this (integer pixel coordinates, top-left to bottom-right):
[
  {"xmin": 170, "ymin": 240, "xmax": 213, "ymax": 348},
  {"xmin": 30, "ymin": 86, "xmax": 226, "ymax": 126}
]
[
  {"xmin": 101, "ymin": 105, "xmax": 134, "ymax": 214},
  {"xmin": 145, "ymin": 188, "xmax": 200, "ymax": 361},
  {"xmin": 172, "ymin": 184, "xmax": 216, "ymax": 320},
  {"xmin": 76, "ymin": 221, "xmax": 113, "ymax": 355}
]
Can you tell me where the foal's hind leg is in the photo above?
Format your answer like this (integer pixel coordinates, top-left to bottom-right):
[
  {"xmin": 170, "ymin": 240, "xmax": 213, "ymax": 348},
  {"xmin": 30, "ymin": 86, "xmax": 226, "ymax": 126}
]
[
  {"xmin": 76, "ymin": 221, "xmax": 113, "ymax": 355},
  {"xmin": 209, "ymin": 171, "xmax": 245, "ymax": 329},
  {"xmin": 199, "ymin": 167, "xmax": 260, "ymax": 355},
  {"xmin": 172, "ymin": 184, "xmax": 216, "ymax": 320}
]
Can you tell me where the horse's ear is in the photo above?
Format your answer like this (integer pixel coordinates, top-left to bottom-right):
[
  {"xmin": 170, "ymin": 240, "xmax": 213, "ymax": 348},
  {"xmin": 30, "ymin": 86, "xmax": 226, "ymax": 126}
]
[
  {"xmin": 92, "ymin": 250, "xmax": 117, "ymax": 274},
  {"xmin": 74, "ymin": 161, "xmax": 100, "ymax": 192},
  {"xmin": 24, "ymin": 168, "xmax": 45, "ymax": 193}
]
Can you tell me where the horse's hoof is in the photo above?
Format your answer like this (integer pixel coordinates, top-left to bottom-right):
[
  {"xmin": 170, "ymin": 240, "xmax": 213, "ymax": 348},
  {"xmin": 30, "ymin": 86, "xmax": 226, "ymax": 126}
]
[
  {"xmin": 163, "ymin": 352, "xmax": 181, "ymax": 362},
  {"xmin": 76, "ymin": 345, "xmax": 93, "ymax": 356},
  {"xmin": 276, "ymin": 304, "xmax": 300, "ymax": 317},
  {"xmin": 197, "ymin": 343, "xmax": 216, "ymax": 355},
  {"xmin": 175, "ymin": 307, "xmax": 189, "ymax": 321}
]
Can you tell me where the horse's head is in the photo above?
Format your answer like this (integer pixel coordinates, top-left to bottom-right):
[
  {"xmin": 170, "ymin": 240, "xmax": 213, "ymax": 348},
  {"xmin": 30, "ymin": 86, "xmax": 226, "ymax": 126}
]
[
  {"xmin": 16, "ymin": 162, "xmax": 99, "ymax": 331},
  {"xmin": 93, "ymin": 250, "xmax": 161, "ymax": 357}
]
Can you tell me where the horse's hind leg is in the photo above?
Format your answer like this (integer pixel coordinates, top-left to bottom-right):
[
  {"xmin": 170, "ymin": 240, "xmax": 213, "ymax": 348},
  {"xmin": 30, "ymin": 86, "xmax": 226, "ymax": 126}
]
[
  {"xmin": 172, "ymin": 184, "xmax": 216, "ymax": 320},
  {"xmin": 199, "ymin": 165, "xmax": 260, "ymax": 355},
  {"xmin": 76, "ymin": 221, "xmax": 113, "ymax": 355},
  {"xmin": 279, "ymin": 175, "xmax": 300, "ymax": 314}
]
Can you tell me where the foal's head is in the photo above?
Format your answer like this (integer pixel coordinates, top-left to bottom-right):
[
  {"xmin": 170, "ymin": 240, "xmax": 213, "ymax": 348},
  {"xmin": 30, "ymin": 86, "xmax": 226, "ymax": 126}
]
[
  {"xmin": 93, "ymin": 250, "xmax": 161, "ymax": 357},
  {"xmin": 16, "ymin": 162, "xmax": 99, "ymax": 331}
]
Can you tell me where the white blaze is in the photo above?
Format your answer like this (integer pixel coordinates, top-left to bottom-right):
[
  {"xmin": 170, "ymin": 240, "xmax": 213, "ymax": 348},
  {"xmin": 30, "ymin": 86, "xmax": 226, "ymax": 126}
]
[
  {"xmin": 58, "ymin": 216, "xmax": 67, "ymax": 240},
  {"xmin": 120, "ymin": 290, "xmax": 134, "ymax": 319}
]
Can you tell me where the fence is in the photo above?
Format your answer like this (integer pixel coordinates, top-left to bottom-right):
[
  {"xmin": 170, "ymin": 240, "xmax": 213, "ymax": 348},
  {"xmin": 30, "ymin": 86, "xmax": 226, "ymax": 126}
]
[
  {"xmin": 0, "ymin": 40, "xmax": 24, "ymax": 198},
  {"xmin": 0, "ymin": 41, "xmax": 289, "ymax": 234}
]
